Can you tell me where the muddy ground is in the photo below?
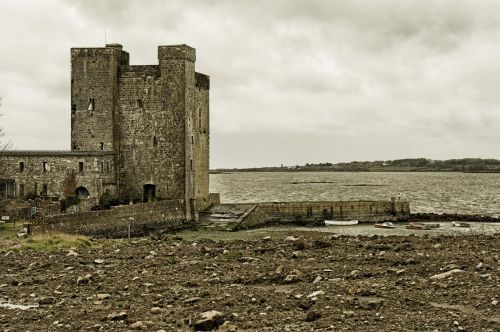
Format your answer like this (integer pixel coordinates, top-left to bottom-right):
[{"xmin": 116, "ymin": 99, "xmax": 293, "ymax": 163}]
[{"xmin": 0, "ymin": 231, "xmax": 499, "ymax": 331}]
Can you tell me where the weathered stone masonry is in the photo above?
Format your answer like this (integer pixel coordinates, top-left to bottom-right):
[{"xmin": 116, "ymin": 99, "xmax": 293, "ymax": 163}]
[{"xmin": 0, "ymin": 43, "xmax": 210, "ymax": 220}]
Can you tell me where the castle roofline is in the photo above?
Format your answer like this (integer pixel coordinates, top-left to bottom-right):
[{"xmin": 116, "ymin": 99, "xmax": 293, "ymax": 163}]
[{"xmin": 2, "ymin": 150, "xmax": 116, "ymax": 157}]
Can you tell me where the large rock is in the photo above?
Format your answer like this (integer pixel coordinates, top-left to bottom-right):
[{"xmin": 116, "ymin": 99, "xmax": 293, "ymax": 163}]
[{"xmin": 193, "ymin": 310, "xmax": 225, "ymax": 331}]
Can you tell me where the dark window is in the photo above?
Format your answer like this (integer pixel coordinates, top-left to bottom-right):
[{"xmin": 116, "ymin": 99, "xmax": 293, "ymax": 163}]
[
  {"xmin": 137, "ymin": 99, "xmax": 144, "ymax": 108},
  {"xmin": 79, "ymin": 162, "xmax": 84, "ymax": 173},
  {"xmin": 88, "ymin": 98, "xmax": 95, "ymax": 111},
  {"xmin": 19, "ymin": 162, "xmax": 24, "ymax": 172},
  {"xmin": 191, "ymin": 136, "xmax": 194, "ymax": 144},
  {"xmin": 190, "ymin": 159, "xmax": 193, "ymax": 171},
  {"xmin": 19, "ymin": 184, "xmax": 24, "ymax": 197},
  {"xmin": 106, "ymin": 162, "xmax": 110, "ymax": 173},
  {"xmin": 42, "ymin": 184, "xmax": 48, "ymax": 197},
  {"xmin": 153, "ymin": 136, "xmax": 157, "ymax": 147},
  {"xmin": 43, "ymin": 162, "xmax": 48, "ymax": 172},
  {"xmin": 100, "ymin": 162, "xmax": 104, "ymax": 173},
  {"xmin": 100, "ymin": 142, "xmax": 104, "ymax": 150}
]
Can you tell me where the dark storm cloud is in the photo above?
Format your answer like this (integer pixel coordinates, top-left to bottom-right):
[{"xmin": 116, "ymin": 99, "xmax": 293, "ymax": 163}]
[{"xmin": 1, "ymin": 0, "xmax": 500, "ymax": 167}]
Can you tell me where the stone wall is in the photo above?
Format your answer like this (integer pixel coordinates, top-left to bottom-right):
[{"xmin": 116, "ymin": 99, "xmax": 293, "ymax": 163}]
[
  {"xmin": 34, "ymin": 199, "xmax": 188, "ymax": 238},
  {"xmin": 0, "ymin": 151, "xmax": 116, "ymax": 199},
  {"xmin": 195, "ymin": 73, "xmax": 210, "ymax": 209},
  {"xmin": 237, "ymin": 200, "xmax": 410, "ymax": 229}
]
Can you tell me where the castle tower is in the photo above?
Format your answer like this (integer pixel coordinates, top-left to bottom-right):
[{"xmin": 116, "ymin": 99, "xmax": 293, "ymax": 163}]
[{"xmin": 70, "ymin": 44, "xmax": 128, "ymax": 152}]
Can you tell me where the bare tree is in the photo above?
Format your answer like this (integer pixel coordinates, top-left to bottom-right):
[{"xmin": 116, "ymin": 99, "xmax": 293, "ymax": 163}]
[{"xmin": 0, "ymin": 99, "xmax": 12, "ymax": 153}]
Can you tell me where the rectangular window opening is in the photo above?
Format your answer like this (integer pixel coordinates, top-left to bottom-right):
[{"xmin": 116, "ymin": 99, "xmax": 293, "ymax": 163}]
[
  {"xmin": 100, "ymin": 142, "xmax": 104, "ymax": 150},
  {"xmin": 153, "ymin": 136, "xmax": 157, "ymax": 147},
  {"xmin": 19, "ymin": 184, "xmax": 24, "ymax": 198},
  {"xmin": 79, "ymin": 162, "xmax": 84, "ymax": 173},
  {"xmin": 43, "ymin": 161, "xmax": 48, "ymax": 172},
  {"xmin": 190, "ymin": 159, "xmax": 193, "ymax": 171},
  {"xmin": 137, "ymin": 99, "xmax": 144, "ymax": 109},
  {"xmin": 88, "ymin": 98, "xmax": 95, "ymax": 111},
  {"xmin": 100, "ymin": 162, "xmax": 104, "ymax": 173},
  {"xmin": 106, "ymin": 162, "xmax": 110, "ymax": 173},
  {"xmin": 42, "ymin": 184, "xmax": 48, "ymax": 197},
  {"xmin": 19, "ymin": 162, "xmax": 24, "ymax": 172},
  {"xmin": 191, "ymin": 136, "xmax": 194, "ymax": 144}
]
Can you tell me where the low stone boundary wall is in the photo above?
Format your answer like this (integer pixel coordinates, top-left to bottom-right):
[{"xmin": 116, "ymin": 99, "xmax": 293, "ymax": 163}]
[
  {"xmin": 237, "ymin": 200, "xmax": 410, "ymax": 229},
  {"xmin": 34, "ymin": 199, "xmax": 188, "ymax": 238}
]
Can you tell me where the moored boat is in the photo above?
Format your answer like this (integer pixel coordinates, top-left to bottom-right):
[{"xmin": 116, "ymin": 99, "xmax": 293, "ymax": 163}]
[
  {"xmin": 406, "ymin": 222, "xmax": 433, "ymax": 230},
  {"xmin": 325, "ymin": 220, "xmax": 358, "ymax": 226},
  {"xmin": 374, "ymin": 222, "xmax": 395, "ymax": 229},
  {"xmin": 452, "ymin": 221, "xmax": 471, "ymax": 228}
]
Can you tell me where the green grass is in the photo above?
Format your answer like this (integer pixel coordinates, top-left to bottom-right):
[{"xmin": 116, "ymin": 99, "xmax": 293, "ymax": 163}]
[{"xmin": 0, "ymin": 229, "xmax": 96, "ymax": 252}]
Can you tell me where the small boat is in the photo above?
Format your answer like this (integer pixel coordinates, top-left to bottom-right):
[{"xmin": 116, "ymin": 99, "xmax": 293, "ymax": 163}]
[
  {"xmin": 452, "ymin": 221, "xmax": 471, "ymax": 228},
  {"xmin": 374, "ymin": 222, "xmax": 395, "ymax": 229},
  {"xmin": 325, "ymin": 220, "xmax": 358, "ymax": 226},
  {"xmin": 406, "ymin": 222, "xmax": 433, "ymax": 230}
]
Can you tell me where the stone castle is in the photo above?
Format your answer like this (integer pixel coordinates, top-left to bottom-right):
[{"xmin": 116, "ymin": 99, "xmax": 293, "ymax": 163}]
[{"xmin": 0, "ymin": 43, "xmax": 210, "ymax": 220}]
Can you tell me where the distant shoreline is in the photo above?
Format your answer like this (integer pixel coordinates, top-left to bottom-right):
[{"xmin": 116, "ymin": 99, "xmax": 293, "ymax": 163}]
[{"xmin": 210, "ymin": 169, "xmax": 500, "ymax": 174}]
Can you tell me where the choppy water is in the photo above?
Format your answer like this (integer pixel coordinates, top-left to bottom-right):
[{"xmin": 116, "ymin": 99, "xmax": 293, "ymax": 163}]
[{"xmin": 210, "ymin": 172, "xmax": 500, "ymax": 217}]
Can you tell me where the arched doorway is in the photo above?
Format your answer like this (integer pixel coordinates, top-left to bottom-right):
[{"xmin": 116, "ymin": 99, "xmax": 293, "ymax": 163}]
[
  {"xmin": 75, "ymin": 186, "xmax": 90, "ymax": 199},
  {"xmin": 143, "ymin": 184, "xmax": 156, "ymax": 202}
]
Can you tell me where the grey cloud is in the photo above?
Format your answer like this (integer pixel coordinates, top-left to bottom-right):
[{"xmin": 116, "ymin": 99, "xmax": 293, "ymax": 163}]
[{"xmin": 1, "ymin": 0, "xmax": 500, "ymax": 168}]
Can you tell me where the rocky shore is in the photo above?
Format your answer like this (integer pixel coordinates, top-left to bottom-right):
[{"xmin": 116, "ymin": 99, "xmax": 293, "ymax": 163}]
[
  {"xmin": 0, "ymin": 231, "xmax": 499, "ymax": 331},
  {"xmin": 411, "ymin": 213, "xmax": 500, "ymax": 223}
]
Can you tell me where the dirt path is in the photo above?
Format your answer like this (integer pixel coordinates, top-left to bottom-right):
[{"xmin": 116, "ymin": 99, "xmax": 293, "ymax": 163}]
[{"xmin": 0, "ymin": 231, "xmax": 499, "ymax": 331}]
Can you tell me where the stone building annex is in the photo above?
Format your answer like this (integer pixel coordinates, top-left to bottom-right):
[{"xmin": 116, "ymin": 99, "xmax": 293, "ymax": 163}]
[{"xmin": 0, "ymin": 43, "xmax": 210, "ymax": 220}]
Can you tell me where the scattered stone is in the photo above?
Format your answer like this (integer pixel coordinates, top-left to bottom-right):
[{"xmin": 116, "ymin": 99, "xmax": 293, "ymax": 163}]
[
  {"xmin": 107, "ymin": 311, "xmax": 127, "ymax": 321},
  {"xmin": 275, "ymin": 265, "xmax": 284, "ymax": 274},
  {"xmin": 312, "ymin": 276, "xmax": 323, "ymax": 283},
  {"xmin": 491, "ymin": 300, "xmax": 498, "ymax": 306},
  {"xmin": 130, "ymin": 321, "xmax": 146, "ymax": 330},
  {"xmin": 304, "ymin": 311, "xmax": 322, "ymax": 321},
  {"xmin": 218, "ymin": 321, "xmax": 238, "ymax": 332},
  {"xmin": 284, "ymin": 269, "xmax": 303, "ymax": 283},
  {"xmin": 430, "ymin": 269, "xmax": 464, "ymax": 280},
  {"xmin": 150, "ymin": 307, "xmax": 163, "ymax": 314},
  {"xmin": 96, "ymin": 294, "xmax": 110, "ymax": 300},
  {"xmin": 285, "ymin": 236, "xmax": 299, "ymax": 241},
  {"xmin": 67, "ymin": 250, "xmax": 79, "ymax": 257},
  {"xmin": 184, "ymin": 297, "xmax": 202, "ymax": 304},
  {"xmin": 38, "ymin": 297, "xmax": 56, "ymax": 305},
  {"xmin": 298, "ymin": 298, "xmax": 312, "ymax": 310},
  {"xmin": 442, "ymin": 264, "xmax": 461, "ymax": 271},
  {"xmin": 193, "ymin": 310, "xmax": 225, "ymax": 331},
  {"xmin": 396, "ymin": 269, "xmax": 406, "ymax": 275},
  {"xmin": 262, "ymin": 236, "xmax": 272, "ymax": 241},
  {"xmin": 94, "ymin": 259, "xmax": 105, "ymax": 264},
  {"xmin": 358, "ymin": 297, "xmax": 384, "ymax": 310},
  {"xmin": 77, "ymin": 274, "xmax": 92, "ymax": 285},
  {"xmin": 292, "ymin": 251, "xmax": 300, "ymax": 258},
  {"xmin": 433, "ymin": 243, "xmax": 441, "ymax": 249},
  {"xmin": 307, "ymin": 290, "xmax": 325, "ymax": 299}
]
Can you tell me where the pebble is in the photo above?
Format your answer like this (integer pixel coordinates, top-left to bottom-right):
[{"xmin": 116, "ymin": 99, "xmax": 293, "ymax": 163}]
[
  {"xmin": 307, "ymin": 290, "xmax": 325, "ymax": 299},
  {"xmin": 130, "ymin": 321, "xmax": 146, "ymax": 330},
  {"xmin": 77, "ymin": 274, "xmax": 92, "ymax": 285},
  {"xmin": 313, "ymin": 276, "xmax": 323, "ymax": 283},
  {"xmin": 184, "ymin": 297, "xmax": 202, "ymax": 303},
  {"xmin": 151, "ymin": 307, "xmax": 163, "ymax": 314},
  {"xmin": 430, "ymin": 269, "xmax": 464, "ymax": 280},
  {"xmin": 107, "ymin": 311, "xmax": 127, "ymax": 321},
  {"xmin": 96, "ymin": 294, "xmax": 110, "ymax": 300}
]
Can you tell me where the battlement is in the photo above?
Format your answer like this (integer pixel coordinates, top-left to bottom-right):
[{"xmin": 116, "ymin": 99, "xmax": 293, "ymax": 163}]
[{"xmin": 158, "ymin": 44, "xmax": 196, "ymax": 62}]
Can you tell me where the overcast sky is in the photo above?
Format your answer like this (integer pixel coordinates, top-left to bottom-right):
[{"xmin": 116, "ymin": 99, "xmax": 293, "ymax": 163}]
[{"xmin": 1, "ymin": 0, "xmax": 500, "ymax": 168}]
